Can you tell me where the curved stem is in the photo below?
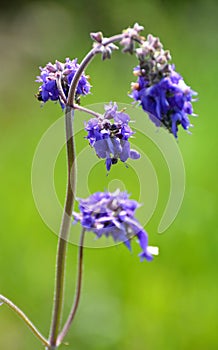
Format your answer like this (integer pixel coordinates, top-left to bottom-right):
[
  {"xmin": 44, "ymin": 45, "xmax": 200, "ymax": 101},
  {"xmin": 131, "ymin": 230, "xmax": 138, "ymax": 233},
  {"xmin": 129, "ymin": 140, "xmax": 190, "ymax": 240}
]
[
  {"xmin": 0, "ymin": 294, "xmax": 49, "ymax": 347},
  {"xmin": 47, "ymin": 29, "xmax": 142, "ymax": 349},
  {"xmin": 56, "ymin": 75, "xmax": 67, "ymax": 105},
  {"xmin": 67, "ymin": 49, "xmax": 96, "ymax": 107},
  {"xmin": 48, "ymin": 105, "xmax": 76, "ymax": 348},
  {"xmin": 102, "ymin": 33, "xmax": 127, "ymax": 46},
  {"xmin": 67, "ymin": 33, "xmax": 125, "ymax": 108},
  {"xmin": 57, "ymin": 229, "xmax": 86, "ymax": 346}
]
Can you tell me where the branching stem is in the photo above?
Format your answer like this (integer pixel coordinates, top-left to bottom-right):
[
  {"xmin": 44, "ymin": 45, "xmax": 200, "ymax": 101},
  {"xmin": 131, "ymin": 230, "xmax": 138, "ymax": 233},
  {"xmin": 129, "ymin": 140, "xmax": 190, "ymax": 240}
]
[
  {"xmin": 47, "ymin": 29, "xmax": 137, "ymax": 349},
  {"xmin": 0, "ymin": 295, "xmax": 49, "ymax": 347},
  {"xmin": 48, "ymin": 105, "xmax": 76, "ymax": 348}
]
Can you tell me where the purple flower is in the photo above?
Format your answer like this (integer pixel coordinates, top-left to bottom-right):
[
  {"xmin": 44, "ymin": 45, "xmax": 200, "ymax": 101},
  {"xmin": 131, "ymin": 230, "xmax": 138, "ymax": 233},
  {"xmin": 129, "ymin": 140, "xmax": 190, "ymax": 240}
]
[
  {"xmin": 73, "ymin": 190, "xmax": 158, "ymax": 261},
  {"xmin": 130, "ymin": 34, "xmax": 197, "ymax": 138},
  {"xmin": 131, "ymin": 66, "xmax": 197, "ymax": 138},
  {"xmin": 36, "ymin": 58, "xmax": 91, "ymax": 108},
  {"xmin": 85, "ymin": 102, "xmax": 140, "ymax": 171}
]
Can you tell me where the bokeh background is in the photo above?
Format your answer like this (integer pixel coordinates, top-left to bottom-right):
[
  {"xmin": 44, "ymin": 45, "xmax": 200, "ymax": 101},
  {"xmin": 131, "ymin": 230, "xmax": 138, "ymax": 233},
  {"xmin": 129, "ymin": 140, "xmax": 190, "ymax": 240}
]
[{"xmin": 0, "ymin": 0, "xmax": 217, "ymax": 349}]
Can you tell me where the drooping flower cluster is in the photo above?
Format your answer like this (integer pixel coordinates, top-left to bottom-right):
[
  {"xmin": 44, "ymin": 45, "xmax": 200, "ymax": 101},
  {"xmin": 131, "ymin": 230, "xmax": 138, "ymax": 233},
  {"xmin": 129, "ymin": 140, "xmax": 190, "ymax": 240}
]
[
  {"xmin": 85, "ymin": 103, "xmax": 140, "ymax": 171},
  {"xmin": 36, "ymin": 58, "xmax": 91, "ymax": 108},
  {"xmin": 130, "ymin": 34, "xmax": 197, "ymax": 138},
  {"xmin": 73, "ymin": 190, "xmax": 158, "ymax": 261}
]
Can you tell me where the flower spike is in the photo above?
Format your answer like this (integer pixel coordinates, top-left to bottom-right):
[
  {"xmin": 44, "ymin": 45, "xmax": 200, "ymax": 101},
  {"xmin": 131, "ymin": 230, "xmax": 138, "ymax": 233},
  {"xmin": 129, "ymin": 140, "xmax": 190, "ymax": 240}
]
[
  {"xmin": 36, "ymin": 58, "xmax": 91, "ymax": 108},
  {"xmin": 73, "ymin": 190, "xmax": 158, "ymax": 261},
  {"xmin": 85, "ymin": 102, "xmax": 140, "ymax": 172},
  {"xmin": 130, "ymin": 34, "xmax": 197, "ymax": 138}
]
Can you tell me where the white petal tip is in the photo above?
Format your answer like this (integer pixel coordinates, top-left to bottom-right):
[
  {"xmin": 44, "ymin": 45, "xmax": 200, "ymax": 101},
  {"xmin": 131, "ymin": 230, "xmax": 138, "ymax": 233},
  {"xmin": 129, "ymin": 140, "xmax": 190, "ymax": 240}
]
[{"xmin": 148, "ymin": 246, "xmax": 159, "ymax": 256}]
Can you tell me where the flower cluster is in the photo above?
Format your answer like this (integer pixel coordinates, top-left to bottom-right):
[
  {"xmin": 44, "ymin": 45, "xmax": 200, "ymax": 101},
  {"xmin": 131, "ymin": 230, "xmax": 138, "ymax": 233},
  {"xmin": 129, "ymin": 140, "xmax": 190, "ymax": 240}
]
[
  {"xmin": 130, "ymin": 34, "xmax": 197, "ymax": 138},
  {"xmin": 36, "ymin": 58, "xmax": 91, "ymax": 108},
  {"xmin": 85, "ymin": 103, "xmax": 140, "ymax": 171},
  {"xmin": 90, "ymin": 32, "xmax": 119, "ymax": 60},
  {"xmin": 73, "ymin": 190, "xmax": 158, "ymax": 261}
]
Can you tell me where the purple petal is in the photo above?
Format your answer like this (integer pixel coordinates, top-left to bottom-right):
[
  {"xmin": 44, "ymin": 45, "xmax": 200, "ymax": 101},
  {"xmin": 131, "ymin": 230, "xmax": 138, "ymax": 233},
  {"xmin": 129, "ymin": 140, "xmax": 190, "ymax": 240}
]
[
  {"xmin": 130, "ymin": 149, "xmax": 140, "ymax": 159},
  {"xmin": 137, "ymin": 230, "xmax": 153, "ymax": 262},
  {"xmin": 119, "ymin": 141, "xmax": 130, "ymax": 162},
  {"xmin": 106, "ymin": 158, "xmax": 112, "ymax": 171},
  {"xmin": 123, "ymin": 239, "xmax": 132, "ymax": 251},
  {"xmin": 115, "ymin": 111, "xmax": 130, "ymax": 123},
  {"xmin": 94, "ymin": 139, "xmax": 108, "ymax": 158}
]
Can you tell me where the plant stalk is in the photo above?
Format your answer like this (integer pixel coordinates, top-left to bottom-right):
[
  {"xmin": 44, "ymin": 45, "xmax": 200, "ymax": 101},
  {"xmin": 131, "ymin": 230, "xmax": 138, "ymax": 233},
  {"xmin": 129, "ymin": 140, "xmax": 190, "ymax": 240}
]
[
  {"xmin": 47, "ymin": 30, "xmax": 131, "ymax": 349},
  {"xmin": 57, "ymin": 229, "xmax": 85, "ymax": 346},
  {"xmin": 0, "ymin": 294, "xmax": 49, "ymax": 347},
  {"xmin": 48, "ymin": 105, "xmax": 76, "ymax": 348}
]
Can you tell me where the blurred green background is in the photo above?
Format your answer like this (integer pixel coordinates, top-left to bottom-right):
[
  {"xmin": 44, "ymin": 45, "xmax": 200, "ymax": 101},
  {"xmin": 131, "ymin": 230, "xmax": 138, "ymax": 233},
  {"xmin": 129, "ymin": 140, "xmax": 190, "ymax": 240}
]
[{"xmin": 0, "ymin": 0, "xmax": 217, "ymax": 349}]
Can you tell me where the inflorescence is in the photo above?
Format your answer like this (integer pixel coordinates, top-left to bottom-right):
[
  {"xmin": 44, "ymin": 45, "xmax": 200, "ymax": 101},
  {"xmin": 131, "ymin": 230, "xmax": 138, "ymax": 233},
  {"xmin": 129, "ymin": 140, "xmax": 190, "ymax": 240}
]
[
  {"xmin": 130, "ymin": 34, "xmax": 197, "ymax": 138},
  {"xmin": 35, "ymin": 23, "xmax": 198, "ymax": 262},
  {"xmin": 35, "ymin": 28, "xmax": 197, "ymax": 139},
  {"xmin": 73, "ymin": 190, "xmax": 158, "ymax": 261},
  {"xmin": 85, "ymin": 102, "xmax": 140, "ymax": 171},
  {"xmin": 36, "ymin": 58, "xmax": 91, "ymax": 108}
]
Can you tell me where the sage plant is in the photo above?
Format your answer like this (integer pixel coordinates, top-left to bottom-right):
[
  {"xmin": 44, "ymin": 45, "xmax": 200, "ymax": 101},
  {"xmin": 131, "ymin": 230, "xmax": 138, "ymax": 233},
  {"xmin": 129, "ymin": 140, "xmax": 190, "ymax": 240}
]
[{"xmin": 0, "ymin": 23, "xmax": 197, "ymax": 349}]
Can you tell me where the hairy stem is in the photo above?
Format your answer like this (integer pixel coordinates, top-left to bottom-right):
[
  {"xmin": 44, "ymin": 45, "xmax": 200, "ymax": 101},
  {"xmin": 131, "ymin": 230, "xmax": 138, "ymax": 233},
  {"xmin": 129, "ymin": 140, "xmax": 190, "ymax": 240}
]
[
  {"xmin": 57, "ymin": 229, "xmax": 86, "ymax": 346},
  {"xmin": 0, "ymin": 295, "xmax": 49, "ymax": 347},
  {"xmin": 48, "ymin": 105, "xmax": 76, "ymax": 348}
]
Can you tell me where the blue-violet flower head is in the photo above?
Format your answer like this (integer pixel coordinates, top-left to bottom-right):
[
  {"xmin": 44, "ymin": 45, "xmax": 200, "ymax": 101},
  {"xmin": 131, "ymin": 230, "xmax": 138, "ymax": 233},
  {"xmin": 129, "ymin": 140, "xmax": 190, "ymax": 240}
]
[
  {"xmin": 85, "ymin": 102, "xmax": 140, "ymax": 172},
  {"xmin": 73, "ymin": 190, "xmax": 159, "ymax": 261},
  {"xmin": 130, "ymin": 34, "xmax": 197, "ymax": 138},
  {"xmin": 36, "ymin": 58, "xmax": 91, "ymax": 108}
]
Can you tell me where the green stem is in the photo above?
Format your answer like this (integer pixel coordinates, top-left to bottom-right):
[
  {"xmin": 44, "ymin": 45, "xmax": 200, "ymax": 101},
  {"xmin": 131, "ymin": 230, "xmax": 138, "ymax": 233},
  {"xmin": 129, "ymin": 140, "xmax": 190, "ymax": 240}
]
[
  {"xmin": 48, "ymin": 105, "xmax": 76, "ymax": 348},
  {"xmin": 57, "ymin": 229, "xmax": 86, "ymax": 346},
  {"xmin": 0, "ymin": 294, "xmax": 49, "ymax": 347}
]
